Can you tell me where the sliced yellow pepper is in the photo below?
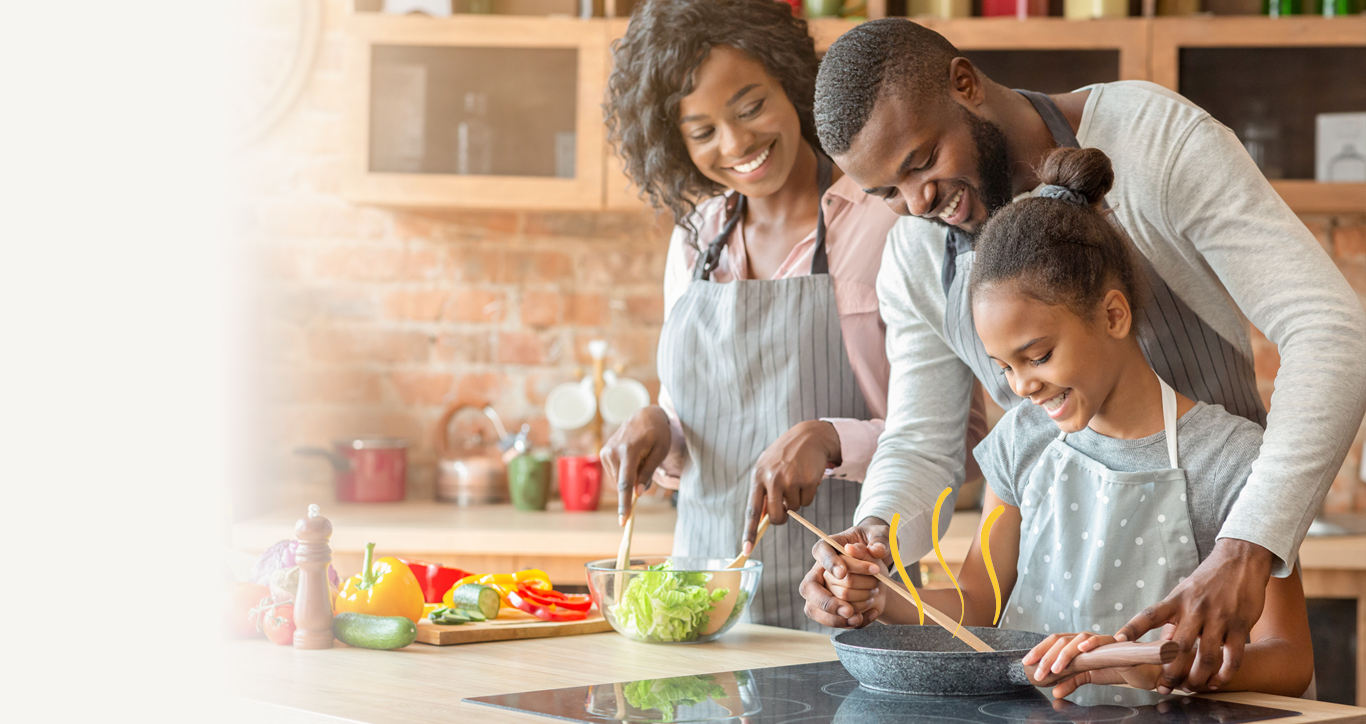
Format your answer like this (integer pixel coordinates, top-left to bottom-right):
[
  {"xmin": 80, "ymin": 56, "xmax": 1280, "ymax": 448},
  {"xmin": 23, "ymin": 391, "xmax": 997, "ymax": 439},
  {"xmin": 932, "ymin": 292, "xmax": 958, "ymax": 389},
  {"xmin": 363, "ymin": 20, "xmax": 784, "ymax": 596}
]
[
  {"xmin": 335, "ymin": 542, "xmax": 426, "ymax": 624},
  {"xmin": 443, "ymin": 569, "xmax": 553, "ymax": 607}
]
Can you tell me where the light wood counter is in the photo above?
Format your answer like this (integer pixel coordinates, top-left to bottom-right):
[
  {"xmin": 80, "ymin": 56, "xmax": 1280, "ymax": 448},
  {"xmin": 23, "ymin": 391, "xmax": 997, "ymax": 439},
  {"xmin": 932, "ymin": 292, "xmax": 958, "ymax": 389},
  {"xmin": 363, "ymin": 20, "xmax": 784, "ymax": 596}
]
[{"xmin": 225, "ymin": 624, "xmax": 1366, "ymax": 723}]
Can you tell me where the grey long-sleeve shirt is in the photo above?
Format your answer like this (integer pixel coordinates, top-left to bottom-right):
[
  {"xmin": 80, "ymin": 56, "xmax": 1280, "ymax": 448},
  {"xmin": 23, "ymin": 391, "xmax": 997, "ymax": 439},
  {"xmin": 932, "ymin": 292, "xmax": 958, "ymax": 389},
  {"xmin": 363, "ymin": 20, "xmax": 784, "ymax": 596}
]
[{"xmin": 858, "ymin": 81, "xmax": 1366, "ymax": 577}]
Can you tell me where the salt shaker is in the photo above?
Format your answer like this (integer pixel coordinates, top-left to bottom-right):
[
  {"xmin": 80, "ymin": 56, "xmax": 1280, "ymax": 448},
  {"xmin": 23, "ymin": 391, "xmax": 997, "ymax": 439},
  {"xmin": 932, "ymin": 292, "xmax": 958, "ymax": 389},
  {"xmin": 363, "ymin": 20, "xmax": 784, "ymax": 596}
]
[{"xmin": 293, "ymin": 504, "xmax": 334, "ymax": 649}]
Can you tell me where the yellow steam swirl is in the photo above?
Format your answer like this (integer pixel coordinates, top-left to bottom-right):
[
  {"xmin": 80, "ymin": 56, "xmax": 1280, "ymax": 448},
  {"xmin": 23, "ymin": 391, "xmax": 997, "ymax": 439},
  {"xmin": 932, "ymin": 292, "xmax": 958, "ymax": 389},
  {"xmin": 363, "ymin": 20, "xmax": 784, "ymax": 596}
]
[
  {"xmin": 980, "ymin": 504, "xmax": 1006, "ymax": 625},
  {"xmin": 932, "ymin": 487, "xmax": 966, "ymax": 639},
  {"xmin": 887, "ymin": 513, "xmax": 924, "ymax": 625}
]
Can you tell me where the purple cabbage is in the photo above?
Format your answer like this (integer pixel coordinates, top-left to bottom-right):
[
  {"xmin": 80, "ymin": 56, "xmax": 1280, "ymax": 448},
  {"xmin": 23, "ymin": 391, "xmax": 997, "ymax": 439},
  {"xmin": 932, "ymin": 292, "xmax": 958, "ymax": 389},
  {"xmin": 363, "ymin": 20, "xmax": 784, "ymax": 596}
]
[{"xmin": 250, "ymin": 539, "xmax": 340, "ymax": 588}]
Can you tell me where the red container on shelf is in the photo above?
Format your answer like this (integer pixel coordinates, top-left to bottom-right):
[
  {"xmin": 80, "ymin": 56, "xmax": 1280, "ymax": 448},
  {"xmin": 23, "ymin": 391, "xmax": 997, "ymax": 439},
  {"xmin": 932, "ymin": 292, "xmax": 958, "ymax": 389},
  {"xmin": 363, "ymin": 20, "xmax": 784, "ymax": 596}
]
[
  {"xmin": 981, "ymin": 0, "xmax": 1049, "ymax": 15},
  {"xmin": 295, "ymin": 438, "xmax": 408, "ymax": 503},
  {"xmin": 558, "ymin": 455, "xmax": 603, "ymax": 512}
]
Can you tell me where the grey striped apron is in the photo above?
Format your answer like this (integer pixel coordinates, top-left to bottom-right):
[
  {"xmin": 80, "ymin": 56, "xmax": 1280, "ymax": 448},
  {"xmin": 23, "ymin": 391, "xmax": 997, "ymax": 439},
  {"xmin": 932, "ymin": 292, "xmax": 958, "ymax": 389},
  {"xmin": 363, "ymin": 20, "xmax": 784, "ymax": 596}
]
[
  {"xmin": 657, "ymin": 153, "xmax": 868, "ymax": 632},
  {"xmin": 942, "ymin": 90, "xmax": 1267, "ymax": 427}
]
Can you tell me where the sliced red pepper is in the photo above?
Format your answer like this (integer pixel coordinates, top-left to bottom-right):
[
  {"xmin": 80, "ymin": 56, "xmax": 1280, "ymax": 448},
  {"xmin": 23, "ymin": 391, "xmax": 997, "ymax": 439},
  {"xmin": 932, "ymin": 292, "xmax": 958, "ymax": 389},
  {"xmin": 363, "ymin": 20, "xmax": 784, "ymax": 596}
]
[
  {"xmin": 508, "ymin": 589, "xmax": 589, "ymax": 622},
  {"xmin": 400, "ymin": 559, "xmax": 471, "ymax": 604},
  {"xmin": 515, "ymin": 582, "xmax": 591, "ymax": 611}
]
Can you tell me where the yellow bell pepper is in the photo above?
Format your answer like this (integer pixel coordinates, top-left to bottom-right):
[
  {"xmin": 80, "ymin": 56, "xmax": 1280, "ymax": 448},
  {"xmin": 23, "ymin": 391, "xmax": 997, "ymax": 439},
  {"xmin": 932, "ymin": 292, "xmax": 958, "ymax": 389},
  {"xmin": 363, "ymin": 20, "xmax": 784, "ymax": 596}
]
[{"xmin": 335, "ymin": 542, "xmax": 425, "ymax": 623}]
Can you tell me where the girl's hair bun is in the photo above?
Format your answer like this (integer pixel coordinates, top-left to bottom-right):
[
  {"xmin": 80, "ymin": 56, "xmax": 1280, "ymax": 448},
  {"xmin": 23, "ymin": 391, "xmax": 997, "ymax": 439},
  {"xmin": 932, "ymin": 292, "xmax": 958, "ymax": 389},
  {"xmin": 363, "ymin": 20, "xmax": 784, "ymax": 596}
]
[{"xmin": 1038, "ymin": 147, "xmax": 1114, "ymax": 207}]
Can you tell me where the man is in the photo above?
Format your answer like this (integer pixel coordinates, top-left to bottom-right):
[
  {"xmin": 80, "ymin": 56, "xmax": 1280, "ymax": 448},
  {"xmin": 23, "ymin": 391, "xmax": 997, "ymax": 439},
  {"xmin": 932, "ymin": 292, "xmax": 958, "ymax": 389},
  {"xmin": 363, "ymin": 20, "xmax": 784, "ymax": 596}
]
[{"xmin": 798, "ymin": 19, "xmax": 1366, "ymax": 692}]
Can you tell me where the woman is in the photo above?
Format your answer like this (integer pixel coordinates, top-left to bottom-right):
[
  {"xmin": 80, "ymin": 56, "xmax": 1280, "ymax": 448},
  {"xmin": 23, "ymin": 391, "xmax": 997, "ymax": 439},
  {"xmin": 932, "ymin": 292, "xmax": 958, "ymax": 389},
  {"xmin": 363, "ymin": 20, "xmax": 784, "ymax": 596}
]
[{"xmin": 600, "ymin": 0, "xmax": 984, "ymax": 631}]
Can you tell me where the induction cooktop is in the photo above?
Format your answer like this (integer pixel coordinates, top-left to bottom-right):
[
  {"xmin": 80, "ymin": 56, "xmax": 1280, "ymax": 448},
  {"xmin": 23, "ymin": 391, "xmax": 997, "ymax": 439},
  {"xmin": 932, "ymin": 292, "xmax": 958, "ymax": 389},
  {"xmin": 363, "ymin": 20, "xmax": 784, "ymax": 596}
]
[{"xmin": 464, "ymin": 659, "xmax": 1300, "ymax": 724}]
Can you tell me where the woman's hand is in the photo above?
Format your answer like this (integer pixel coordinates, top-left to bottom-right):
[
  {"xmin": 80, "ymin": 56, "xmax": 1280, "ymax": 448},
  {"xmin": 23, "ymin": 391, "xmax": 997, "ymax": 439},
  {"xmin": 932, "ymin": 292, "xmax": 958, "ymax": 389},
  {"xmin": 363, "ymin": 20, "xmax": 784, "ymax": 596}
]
[
  {"xmin": 1023, "ymin": 629, "xmax": 1171, "ymax": 697},
  {"xmin": 599, "ymin": 406, "xmax": 673, "ymax": 524},
  {"xmin": 744, "ymin": 420, "xmax": 841, "ymax": 554}
]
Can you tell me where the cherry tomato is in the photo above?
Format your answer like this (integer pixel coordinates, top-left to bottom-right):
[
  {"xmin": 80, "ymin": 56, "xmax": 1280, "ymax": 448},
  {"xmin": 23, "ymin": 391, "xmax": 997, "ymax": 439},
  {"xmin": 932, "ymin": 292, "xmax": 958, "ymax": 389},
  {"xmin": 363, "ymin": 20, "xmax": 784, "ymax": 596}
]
[{"xmin": 262, "ymin": 604, "xmax": 296, "ymax": 646}]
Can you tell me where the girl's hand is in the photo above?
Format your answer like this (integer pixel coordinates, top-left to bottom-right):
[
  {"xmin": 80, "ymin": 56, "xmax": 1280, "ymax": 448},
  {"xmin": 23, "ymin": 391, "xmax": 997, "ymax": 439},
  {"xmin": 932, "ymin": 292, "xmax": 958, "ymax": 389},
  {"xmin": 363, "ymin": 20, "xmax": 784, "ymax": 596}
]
[
  {"xmin": 823, "ymin": 554, "xmax": 886, "ymax": 623},
  {"xmin": 800, "ymin": 550, "xmax": 886, "ymax": 629},
  {"xmin": 1023, "ymin": 628, "xmax": 1173, "ymax": 696}
]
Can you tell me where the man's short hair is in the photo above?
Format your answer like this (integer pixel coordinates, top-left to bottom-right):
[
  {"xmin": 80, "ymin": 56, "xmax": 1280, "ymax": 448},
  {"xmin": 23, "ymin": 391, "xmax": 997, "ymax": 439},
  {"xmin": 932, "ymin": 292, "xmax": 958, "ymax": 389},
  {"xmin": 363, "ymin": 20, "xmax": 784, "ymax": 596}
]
[{"xmin": 814, "ymin": 19, "xmax": 962, "ymax": 156}]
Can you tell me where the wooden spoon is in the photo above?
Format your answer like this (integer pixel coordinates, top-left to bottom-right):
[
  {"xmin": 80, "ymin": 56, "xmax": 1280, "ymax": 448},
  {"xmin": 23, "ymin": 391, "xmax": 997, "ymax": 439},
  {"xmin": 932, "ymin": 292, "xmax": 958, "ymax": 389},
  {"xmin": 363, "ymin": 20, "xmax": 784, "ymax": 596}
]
[
  {"xmin": 787, "ymin": 510, "xmax": 994, "ymax": 653},
  {"xmin": 614, "ymin": 489, "xmax": 637, "ymax": 605},
  {"xmin": 702, "ymin": 514, "xmax": 770, "ymax": 636}
]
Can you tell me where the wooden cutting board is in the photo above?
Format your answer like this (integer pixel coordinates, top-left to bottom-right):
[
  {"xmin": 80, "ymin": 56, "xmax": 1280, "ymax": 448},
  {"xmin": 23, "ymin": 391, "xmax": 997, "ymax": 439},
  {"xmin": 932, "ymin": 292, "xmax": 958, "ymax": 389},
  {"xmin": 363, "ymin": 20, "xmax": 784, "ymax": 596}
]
[{"xmin": 415, "ymin": 606, "xmax": 613, "ymax": 645}]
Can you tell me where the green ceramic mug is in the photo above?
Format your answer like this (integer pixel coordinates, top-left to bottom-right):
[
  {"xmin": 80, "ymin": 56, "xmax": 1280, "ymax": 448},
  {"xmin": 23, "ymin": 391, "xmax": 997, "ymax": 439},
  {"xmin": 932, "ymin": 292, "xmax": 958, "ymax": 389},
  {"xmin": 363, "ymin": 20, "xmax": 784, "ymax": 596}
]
[{"xmin": 508, "ymin": 451, "xmax": 553, "ymax": 511}]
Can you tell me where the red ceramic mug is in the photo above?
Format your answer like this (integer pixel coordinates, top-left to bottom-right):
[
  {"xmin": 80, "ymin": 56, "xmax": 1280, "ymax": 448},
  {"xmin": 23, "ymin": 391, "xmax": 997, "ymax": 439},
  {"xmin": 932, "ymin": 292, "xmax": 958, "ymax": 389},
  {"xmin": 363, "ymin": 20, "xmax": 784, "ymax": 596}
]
[{"xmin": 558, "ymin": 455, "xmax": 602, "ymax": 512}]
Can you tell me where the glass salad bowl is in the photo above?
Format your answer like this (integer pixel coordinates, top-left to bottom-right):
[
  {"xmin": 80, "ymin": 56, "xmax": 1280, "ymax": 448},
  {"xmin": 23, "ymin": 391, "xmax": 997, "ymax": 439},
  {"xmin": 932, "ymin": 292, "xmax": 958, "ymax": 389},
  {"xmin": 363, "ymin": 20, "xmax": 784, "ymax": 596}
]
[{"xmin": 585, "ymin": 556, "xmax": 762, "ymax": 644}]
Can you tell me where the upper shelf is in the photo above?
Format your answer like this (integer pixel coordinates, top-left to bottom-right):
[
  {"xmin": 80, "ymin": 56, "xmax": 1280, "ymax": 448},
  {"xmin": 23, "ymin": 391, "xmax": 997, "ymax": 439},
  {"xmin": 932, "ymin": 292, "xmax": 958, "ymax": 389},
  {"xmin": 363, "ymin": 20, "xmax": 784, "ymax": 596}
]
[{"xmin": 344, "ymin": 14, "xmax": 1366, "ymax": 214}]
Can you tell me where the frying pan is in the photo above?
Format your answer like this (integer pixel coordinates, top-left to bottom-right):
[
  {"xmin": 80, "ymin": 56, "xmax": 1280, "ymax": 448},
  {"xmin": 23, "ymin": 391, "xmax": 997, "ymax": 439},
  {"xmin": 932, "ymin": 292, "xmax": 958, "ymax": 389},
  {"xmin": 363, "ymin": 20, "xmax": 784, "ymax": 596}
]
[{"xmin": 832, "ymin": 625, "xmax": 1177, "ymax": 696}]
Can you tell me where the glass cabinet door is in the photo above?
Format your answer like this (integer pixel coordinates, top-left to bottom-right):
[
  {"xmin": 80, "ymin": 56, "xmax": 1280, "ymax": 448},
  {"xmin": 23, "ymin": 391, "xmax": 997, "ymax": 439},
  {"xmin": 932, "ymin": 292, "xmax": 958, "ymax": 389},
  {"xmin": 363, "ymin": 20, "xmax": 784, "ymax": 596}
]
[
  {"xmin": 1153, "ymin": 16, "xmax": 1366, "ymax": 213},
  {"xmin": 345, "ymin": 15, "xmax": 606, "ymax": 210}
]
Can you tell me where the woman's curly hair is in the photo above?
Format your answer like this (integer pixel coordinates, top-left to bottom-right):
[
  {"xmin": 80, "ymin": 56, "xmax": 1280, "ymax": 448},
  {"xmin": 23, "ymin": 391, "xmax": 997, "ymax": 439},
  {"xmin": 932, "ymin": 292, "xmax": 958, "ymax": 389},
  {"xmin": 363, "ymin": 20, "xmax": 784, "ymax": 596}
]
[{"xmin": 604, "ymin": 0, "xmax": 819, "ymax": 247}]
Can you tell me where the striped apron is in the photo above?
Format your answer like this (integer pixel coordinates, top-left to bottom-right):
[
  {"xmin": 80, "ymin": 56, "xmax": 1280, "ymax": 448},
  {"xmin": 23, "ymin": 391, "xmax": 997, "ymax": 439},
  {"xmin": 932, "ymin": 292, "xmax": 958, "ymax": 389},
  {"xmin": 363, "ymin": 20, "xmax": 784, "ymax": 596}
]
[
  {"xmin": 942, "ymin": 90, "xmax": 1267, "ymax": 426},
  {"xmin": 657, "ymin": 153, "xmax": 868, "ymax": 632}
]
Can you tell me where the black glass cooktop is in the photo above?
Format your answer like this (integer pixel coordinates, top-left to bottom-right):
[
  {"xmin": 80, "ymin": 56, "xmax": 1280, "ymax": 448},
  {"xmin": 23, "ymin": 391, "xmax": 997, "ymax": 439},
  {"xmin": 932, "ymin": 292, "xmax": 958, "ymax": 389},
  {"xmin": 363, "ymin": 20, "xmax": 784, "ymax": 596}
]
[{"xmin": 465, "ymin": 660, "xmax": 1299, "ymax": 724}]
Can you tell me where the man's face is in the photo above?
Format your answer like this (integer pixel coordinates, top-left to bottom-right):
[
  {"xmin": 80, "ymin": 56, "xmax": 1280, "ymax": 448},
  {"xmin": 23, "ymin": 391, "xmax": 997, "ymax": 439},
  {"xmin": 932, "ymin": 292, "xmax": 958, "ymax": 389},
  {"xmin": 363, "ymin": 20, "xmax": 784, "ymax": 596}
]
[{"xmin": 833, "ymin": 93, "xmax": 1012, "ymax": 234}]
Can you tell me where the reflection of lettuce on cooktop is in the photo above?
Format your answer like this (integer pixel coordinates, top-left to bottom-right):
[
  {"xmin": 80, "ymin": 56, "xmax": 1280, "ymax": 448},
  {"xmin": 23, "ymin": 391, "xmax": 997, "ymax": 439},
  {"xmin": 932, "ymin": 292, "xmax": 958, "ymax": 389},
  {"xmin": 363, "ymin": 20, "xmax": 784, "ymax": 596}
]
[
  {"xmin": 623, "ymin": 675, "xmax": 727, "ymax": 721},
  {"xmin": 611, "ymin": 560, "xmax": 729, "ymax": 642}
]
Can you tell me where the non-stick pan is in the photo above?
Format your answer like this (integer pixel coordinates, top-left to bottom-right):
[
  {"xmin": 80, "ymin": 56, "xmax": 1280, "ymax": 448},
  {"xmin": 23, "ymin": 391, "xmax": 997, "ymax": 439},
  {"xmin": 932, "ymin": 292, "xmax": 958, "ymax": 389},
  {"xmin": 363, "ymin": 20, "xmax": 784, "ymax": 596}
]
[{"xmin": 832, "ymin": 625, "xmax": 1176, "ymax": 696}]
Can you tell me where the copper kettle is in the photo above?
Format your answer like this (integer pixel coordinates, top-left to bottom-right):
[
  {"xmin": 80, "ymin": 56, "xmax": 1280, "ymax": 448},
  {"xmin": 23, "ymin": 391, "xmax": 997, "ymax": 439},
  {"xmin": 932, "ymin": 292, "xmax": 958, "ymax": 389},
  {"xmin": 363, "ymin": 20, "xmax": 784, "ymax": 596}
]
[{"xmin": 435, "ymin": 403, "xmax": 509, "ymax": 505}]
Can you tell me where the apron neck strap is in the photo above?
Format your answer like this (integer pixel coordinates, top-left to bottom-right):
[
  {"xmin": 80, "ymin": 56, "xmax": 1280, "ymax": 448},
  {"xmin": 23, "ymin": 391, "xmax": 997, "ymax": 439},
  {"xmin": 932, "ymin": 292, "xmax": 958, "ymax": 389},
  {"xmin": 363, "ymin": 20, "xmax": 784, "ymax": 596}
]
[
  {"xmin": 1056, "ymin": 376, "xmax": 1181, "ymax": 468},
  {"xmin": 1160, "ymin": 376, "xmax": 1179, "ymax": 468},
  {"xmin": 695, "ymin": 148, "xmax": 834, "ymax": 282}
]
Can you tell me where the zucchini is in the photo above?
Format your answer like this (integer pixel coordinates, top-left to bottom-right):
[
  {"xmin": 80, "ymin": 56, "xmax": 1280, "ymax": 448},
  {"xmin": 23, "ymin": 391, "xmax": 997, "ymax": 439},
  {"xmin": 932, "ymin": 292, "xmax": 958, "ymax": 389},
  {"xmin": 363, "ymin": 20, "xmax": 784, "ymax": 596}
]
[
  {"xmin": 333, "ymin": 612, "xmax": 417, "ymax": 650},
  {"xmin": 449, "ymin": 583, "xmax": 500, "ymax": 620}
]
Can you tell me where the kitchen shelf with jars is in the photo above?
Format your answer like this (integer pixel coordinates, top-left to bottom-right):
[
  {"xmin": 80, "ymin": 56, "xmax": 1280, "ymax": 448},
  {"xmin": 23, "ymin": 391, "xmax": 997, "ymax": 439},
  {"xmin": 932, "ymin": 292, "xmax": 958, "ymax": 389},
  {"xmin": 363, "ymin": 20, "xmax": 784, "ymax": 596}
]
[
  {"xmin": 1152, "ymin": 15, "xmax": 1366, "ymax": 213},
  {"xmin": 344, "ymin": 3, "xmax": 1365, "ymax": 213}
]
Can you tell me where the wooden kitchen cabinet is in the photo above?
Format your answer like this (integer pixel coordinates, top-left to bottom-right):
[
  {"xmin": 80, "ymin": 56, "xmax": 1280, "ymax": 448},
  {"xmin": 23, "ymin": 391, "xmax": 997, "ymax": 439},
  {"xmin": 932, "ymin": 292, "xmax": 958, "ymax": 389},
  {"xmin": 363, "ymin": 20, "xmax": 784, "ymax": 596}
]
[
  {"xmin": 342, "ymin": 13, "xmax": 1363, "ymax": 214},
  {"xmin": 342, "ymin": 13, "xmax": 607, "ymax": 210},
  {"xmin": 1152, "ymin": 16, "xmax": 1366, "ymax": 214}
]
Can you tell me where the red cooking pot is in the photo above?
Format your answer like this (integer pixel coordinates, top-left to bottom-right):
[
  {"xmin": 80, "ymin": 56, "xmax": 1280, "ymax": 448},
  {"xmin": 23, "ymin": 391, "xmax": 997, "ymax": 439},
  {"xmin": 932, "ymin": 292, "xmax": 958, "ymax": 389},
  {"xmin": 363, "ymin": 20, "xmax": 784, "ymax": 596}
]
[{"xmin": 295, "ymin": 438, "xmax": 408, "ymax": 503}]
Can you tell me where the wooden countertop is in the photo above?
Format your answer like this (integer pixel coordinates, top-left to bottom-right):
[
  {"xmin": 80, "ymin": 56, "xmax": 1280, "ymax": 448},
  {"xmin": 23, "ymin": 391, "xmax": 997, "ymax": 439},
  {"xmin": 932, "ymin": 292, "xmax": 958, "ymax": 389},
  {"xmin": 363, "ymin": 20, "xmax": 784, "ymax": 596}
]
[
  {"xmin": 232, "ymin": 500, "xmax": 1366, "ymax": 572},
  {"xmin": 225, "ymin": 624, "xmax": 1366, "ymax": 723}
]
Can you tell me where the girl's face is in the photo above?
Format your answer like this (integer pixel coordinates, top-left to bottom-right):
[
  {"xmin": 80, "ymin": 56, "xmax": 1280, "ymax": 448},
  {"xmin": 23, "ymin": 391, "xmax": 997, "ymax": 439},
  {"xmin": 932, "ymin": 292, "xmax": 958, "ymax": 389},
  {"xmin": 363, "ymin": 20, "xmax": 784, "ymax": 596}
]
[
  {"xmin": 972, "ymin": 284, "xmax": 1132, "ymax": 434},
  {"xmin": 676, "ymin": 45, "xmax": 804, "ymax": 199}
]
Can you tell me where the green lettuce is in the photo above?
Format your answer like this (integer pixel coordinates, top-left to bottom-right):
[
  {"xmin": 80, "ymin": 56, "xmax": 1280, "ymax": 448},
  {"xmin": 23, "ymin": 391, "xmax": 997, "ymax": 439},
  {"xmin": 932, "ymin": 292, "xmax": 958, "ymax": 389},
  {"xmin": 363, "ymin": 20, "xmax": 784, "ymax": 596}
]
[
  {"xmin": 622, "ymin": 675, "xmax": 727, "ymax": 721},
  {"xmin": 610, "ymin": 561, "xmax": 728, "ymax": 642}
]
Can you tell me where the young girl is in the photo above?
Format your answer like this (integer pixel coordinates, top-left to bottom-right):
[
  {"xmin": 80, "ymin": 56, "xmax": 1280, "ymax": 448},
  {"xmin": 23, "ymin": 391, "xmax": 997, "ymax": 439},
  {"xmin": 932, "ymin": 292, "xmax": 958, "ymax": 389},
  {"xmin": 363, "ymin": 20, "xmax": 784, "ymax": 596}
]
[{"xmin": 812, "ymin": 147, "xmax": 1313, "ymax": 698}]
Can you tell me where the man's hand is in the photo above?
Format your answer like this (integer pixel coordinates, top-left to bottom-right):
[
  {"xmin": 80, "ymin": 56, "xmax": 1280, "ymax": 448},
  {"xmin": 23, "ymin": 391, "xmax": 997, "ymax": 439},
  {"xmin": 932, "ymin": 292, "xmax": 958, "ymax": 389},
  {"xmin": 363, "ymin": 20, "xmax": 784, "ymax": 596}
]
[
  {"xmin": 599, "ymin": 406, "xmax": 673, "ymax": 525},
  {"xmin": 811, "ymin": 517, "xmax": 891, "ymax": 579},
  {"xmin": 743, "ymin": 420, "xmax": 841, "ymax": 554},
  {"xmin": 1115, "ymin": 538, "xmax": 1273, "ymax": 692}
]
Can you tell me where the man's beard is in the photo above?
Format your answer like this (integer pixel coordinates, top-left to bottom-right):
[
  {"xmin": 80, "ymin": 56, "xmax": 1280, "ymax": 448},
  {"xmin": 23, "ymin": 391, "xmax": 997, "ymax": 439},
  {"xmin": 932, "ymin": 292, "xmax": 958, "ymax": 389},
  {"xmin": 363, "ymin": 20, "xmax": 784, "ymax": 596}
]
[{"xmin": 934, "ymin": 104, "xmax": 1012, "ymax": 236}]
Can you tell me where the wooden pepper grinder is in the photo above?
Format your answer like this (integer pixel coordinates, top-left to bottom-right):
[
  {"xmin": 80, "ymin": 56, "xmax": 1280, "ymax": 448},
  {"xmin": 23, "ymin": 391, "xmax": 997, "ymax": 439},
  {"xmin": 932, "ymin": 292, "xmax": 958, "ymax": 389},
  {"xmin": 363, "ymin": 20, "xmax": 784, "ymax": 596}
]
[{"xmin": 293, "ymin": 504, "xmax": 334, "ymax": 649}]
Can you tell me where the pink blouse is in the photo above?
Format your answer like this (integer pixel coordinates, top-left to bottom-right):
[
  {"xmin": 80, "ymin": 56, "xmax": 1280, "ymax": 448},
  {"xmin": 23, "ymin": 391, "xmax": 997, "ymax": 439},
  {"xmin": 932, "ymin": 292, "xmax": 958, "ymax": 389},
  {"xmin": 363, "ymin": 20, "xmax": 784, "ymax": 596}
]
[{"xmin": 658, "ymin": 173, "xmax": 898, "ymax": 482}]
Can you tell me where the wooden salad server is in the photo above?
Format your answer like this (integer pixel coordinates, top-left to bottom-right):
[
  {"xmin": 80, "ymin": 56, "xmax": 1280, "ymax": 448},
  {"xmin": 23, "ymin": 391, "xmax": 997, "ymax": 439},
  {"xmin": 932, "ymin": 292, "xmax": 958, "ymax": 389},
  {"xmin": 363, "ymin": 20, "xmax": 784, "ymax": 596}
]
[{"xmin": 702, "ymin": 514, "xmax": 771, "ymax": 636}]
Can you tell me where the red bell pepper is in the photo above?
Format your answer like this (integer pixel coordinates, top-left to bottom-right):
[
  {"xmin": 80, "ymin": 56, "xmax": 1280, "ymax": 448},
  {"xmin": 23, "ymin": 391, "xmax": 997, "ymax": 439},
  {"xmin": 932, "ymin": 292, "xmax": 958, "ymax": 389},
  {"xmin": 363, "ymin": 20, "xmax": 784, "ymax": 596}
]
[
  {"xmin": 515, "ymin": 582, "xmax": 591, "ymax": 611},
  {"xmin": 400, "ymin": 559, "xmax": 470, "ymax": 604},
  {"xmin": 507, "ymin": 589, "xmax": 589, "ymax": 622}
]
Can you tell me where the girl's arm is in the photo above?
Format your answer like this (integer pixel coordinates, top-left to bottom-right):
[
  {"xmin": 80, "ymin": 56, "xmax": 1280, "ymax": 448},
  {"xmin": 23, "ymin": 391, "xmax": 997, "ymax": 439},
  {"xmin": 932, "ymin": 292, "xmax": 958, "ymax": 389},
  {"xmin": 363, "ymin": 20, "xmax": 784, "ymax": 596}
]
[
  {"xmin": 847, "ymin": 488, "xmax": 1022, "ymax": 627},
  {"xmin": 1200, "ymin": 565, "xmax": 1312, "ymax": 696},
  {"xmin": 1028, "ymin": 566, "xmax": 1313, "ymax": 698}
]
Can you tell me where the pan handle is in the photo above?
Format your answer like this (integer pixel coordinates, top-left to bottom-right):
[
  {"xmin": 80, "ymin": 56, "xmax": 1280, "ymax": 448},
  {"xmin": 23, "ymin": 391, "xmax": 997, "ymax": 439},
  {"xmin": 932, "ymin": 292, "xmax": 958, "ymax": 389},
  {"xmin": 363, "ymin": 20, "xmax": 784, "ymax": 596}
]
[{"xmin": 1026, "ymin": 640, "xmax": 1178, "ymax": 686}]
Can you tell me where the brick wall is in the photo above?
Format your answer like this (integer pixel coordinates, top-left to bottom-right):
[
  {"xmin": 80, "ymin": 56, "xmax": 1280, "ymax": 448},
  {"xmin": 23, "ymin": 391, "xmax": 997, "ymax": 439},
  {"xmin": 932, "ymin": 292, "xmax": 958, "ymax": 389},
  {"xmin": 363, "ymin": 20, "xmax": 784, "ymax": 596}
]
[{"xmin": 234, "ymin": 0, "xmax": 1366, "ymax": 517}]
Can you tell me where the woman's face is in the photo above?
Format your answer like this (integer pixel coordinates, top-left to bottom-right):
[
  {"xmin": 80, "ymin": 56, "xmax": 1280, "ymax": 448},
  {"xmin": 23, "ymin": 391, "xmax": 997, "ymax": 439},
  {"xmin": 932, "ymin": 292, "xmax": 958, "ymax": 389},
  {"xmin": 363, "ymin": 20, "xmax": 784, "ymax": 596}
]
[
  {"xmin": 972, "ymin": 284, "xmax": 1131, "ymax": 434},
  {"xmin": 677, "ymin": 45, "xmax": 804, "ymax": 199}
]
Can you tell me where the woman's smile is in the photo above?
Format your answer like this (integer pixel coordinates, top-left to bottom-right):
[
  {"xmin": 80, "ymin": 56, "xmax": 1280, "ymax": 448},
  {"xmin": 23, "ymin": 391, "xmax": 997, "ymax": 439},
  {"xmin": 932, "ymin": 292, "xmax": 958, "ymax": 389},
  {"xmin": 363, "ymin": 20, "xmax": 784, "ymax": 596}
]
[{"xmin": 726, "ymin": 140, "xmax": 775, "ymax": 179}]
